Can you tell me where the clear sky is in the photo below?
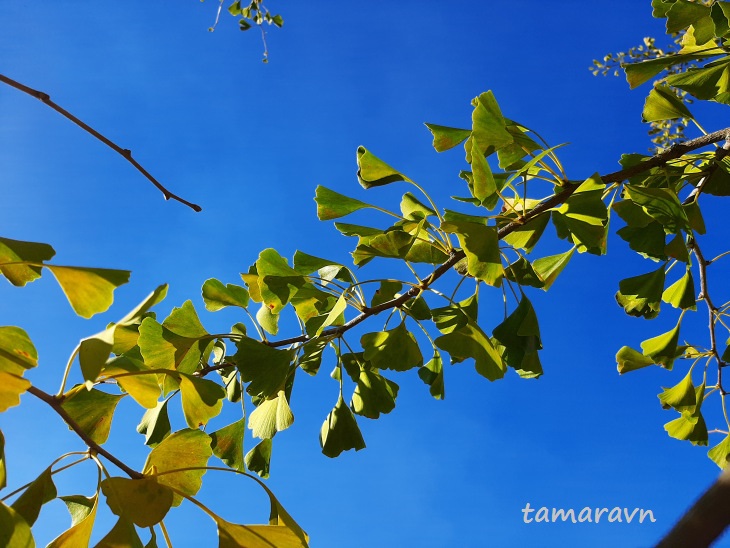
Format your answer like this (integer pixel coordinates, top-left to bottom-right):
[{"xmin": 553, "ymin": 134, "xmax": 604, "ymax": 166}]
[{"xmin": 1, "ymin": 1, "xmax": 729, "ymax": 547}]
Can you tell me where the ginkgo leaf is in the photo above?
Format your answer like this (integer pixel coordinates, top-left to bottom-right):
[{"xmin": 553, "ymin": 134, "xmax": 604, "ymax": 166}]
[
  {"xmin": 418, "ymin": 352, "xmax": 445, "ymax": 400},
  {"xmin": 0, "ymin": 500, "xmax": 34, "ymax": 548},
  {"xmin": 708, "ymin": 435, "xmax": 730, "ymax": 468},
  {"xmin": 245, "ymin": 439, "xmax": 273, "ymax": 479},
  {"xmin": 11, "ymin": 466, "xmax": 56, "ymax": 526},
  {"xmin": 361, "ymin": 321, "xmax": 423, "ymax": 372},
  {"xmin": 179, "ymin": 374, "xmax": 225, "ymax": 429},
  {"xmin": 616, "ymin": 346, "xmax": 655, "ymax": 374},
  {"xmin": 436, "ymin": 320, "xmax": 505, "ymax": 381},
  {"xmin": 314, "ymin": 186, "xmax": 374, "ymax": 220},
  {"xmin": 136, "ymin": 398, "xmax": 172, "ymax": 447},
  {"xmin": 616, "ymin": 265, "xmax": 666, "ymax": 319},
  {"xmin": 100, "ymin": 477, "xmax": 174, "ymax": 528},
  {"xmin": 143, "ymin": 429, "xmax": 212, "ymax": 506},
  {"xmin": 0, "ymin": 372, "xmax": 31, "ymax": 413},
  {"xmin": 211, "ymin": 419, "xmax": 246, "ymax": 472},
  {"xmin": 217, "ymin": 517, "xmax": 308, "ymax": 548},
  {"xmin": 60, "ymin": 387, "xmax": 124, "ymax": 445},
  {"xmin": 351, "ymin": 369, "xmax": 399, "ymax": 419},
  {"xmin": 0, "ymin": 236, "xmax": 55, "ymax": 287},
  {"xmin": 468, "ymin": 91, "xmax": 513, "ymax": 158},
  {"xmin": 662, "ymin": 269, "xmax": 697, "ymax": 310},
  {"xmin": 658, "ymin": 370, "xmax": 696, "ymax": 411},
  {"xmin": 234, "ymin": 338, "xmax": 294, "ymax": 398},
  {"xmin": 248, "ymin": 391, "xmax": 294, "ymax": 439},
  {"xmin": 49, "ymin": 494, "xmax": 98, "ymax": 548},
  {"xmin": 492, "ymin": 296, "xmax": 543, "ymax": 379},
  {"xmin": 102, "ymin": 355, "xmax": 160, "ymax": 409},
  {"xmin": 356, "ymin": 147, "xmax": 412, "ymax": 188},
  {"xmin": 95, "ymin": 517, "xmax": 145, "ymax": 548},
  {"xmin": 0, "ymin": 326, "xmax": 38, "ymax": 376},
  {"xmin": 424, "ymin": 123, "xmax": 471, "ymax": 152},
  {"xmin": 642, "ymin": 83, "xmax": 694, "ymax": 122},
  {"xmin": 46, "ymin": 265, "xmax": 130, "ymax": 319},
  {"xmin": 202, "ymin": 279, "xmax": 249, "ymax": 311},
  {"xmin": 442, "ymin": 221, "xmax": 503, "ymax": 286},
  {"xmin": 641, "ymin": 320, "xmax": 683, "ymax": 369},
  {"xmin": 320, "ymin": 395, "xmax": 366, "ymax": 458}
]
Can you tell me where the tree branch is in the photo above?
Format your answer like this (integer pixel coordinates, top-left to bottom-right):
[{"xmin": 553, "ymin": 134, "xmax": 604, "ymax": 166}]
[
  {"xmin": 657, "ymin": 467, "xmax": 730, "ymax": 548},
  {"xmin": 27, "ymin": 385, "xmax": 143, "ymax": 479},
  {"xmin": 0, "ymin": 73, "xmax": 202, "ymax": 212}
]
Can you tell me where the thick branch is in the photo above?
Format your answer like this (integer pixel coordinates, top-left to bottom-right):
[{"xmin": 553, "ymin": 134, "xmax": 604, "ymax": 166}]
[
  {"xmin": 0, "ymin": 73, "xmax": 202, "ymax": 212},
  {"xmin": 657, "ymin": 467, "xmax": 730, "ymax": 547},
  {"xmin": 27, "ymin": 385, "xmax": 143, "ymax": 479}
]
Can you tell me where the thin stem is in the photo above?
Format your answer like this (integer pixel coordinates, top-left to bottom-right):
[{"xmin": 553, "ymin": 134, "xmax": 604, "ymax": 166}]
[
  {"xmin": 57, "ymin": 344, "xmax": 80, "ymax": 396},
  {"xmin": 0, "ymin": 73, "xmax": 201, "ymax": 212},
  {"xmin": 1, "ymin": 453, "xmax": 89, "ymax": 501},
  {"xmin": 160, "ymin": 521, "xmax": 174, "ymax": 548}
]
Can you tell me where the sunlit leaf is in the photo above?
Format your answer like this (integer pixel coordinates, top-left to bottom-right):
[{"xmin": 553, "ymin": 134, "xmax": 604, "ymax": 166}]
[
  {"xmin": 658, "ymin": 370, "xmax": 696, "ymax": 411},
  {"xmin": 49, "ymin": 494, "xmax": 98, "ymax": 548},
  {"xmin": 424, "ymin": 123, "xmax": 470, "ymax": 152},
  {"xmin": 248, "ymin": 391, "xmax": 294, "ymax": 439},
  {"xmin": 664, "ymin": 383, "xmax": 708, "ymax": 446},
  {"xmin": 143, "ymin": 429, "xmax": 212, "ymax": 506},
  {"xmin": 500, "ymin": 212, "xmax": 550, "ymax": 253},
  {"xmin": 0, "ymin": 500, "xmax": 34, "ymax": 548},
  {"xmin": 0, "ymin": 430, "xmax": 5, "ymax": 490},
  {"xmin": 641, "ymin": 319, "xmax": 683, "ymax": 370},
  {"xmin": 202, "ymin": 279, "xmax": 249, "ymax": 311},
  {"xmin": 11, "ymin": 466, "xmax": 56, "ymax": 526},
  {"xmin": 400, "ymin": 192, "xmax": 436, "ymax": 220},
  {"xmin": 314, "ymin": 185, "xmax": 376, "ymax": 221},
  {"xmin": 179, "ymin": 374, "xmax": 225, "ymax": 429},
  {"xmin": 211, "ymin": 419, "xmax": 246, "ymax": 472},
  {"xmin": 234, "ymin": 338, "xmax": 294, "ymax": 398},
  {"xmin": 435, "ymin": 320, "xmax": 505, "ymax": 381},
  {"xmin": 442, "ymin": 221, "xmax": 503, "ymax": 286},
  {"xmin": 642, "ymin": 83, "xmax": 694, "ymax": 122},
  {"xmin": 662, "ymin": 269, "xmax": 697, "ymax": 310},
  {"xmin": 616, "ymin": 346, "xmax": 655, "ymax": 374},
  {"xmin": 356, "ymin": 146, "xmax": 412, "ymax": 188},
  {"xmin": 492, "ymin": 296, "xmax": 543, "ymax": 379},
  {"xmin": 708, "ymin": 434, "xmax": 730, "ymax": 468},
  {"xmin": 0, "ymin": 236, "xmax": 54, "ymax": 287},
  {"xmin": 297, "ymin": 338, "xmax": 328, "ymax": 376},
  {"xmin": 0, "ymin": 372, "xmax": 31, "ymax": 413},
  {"xmin": 351, "ymin": 369, "xmax": 399, "ymax": 419},
  {"xmin": 530, "ymin": 248, "xmax": 575, "ymax": 291},
  {"xmin": 60, "ymin": 387, "xmax": 124, "ymax": 445},
  {"xmin": 102, "ymin": 354, "xmax": 160, "ymax": 409},
  {"xmin": 46, "ymin": 266, "xmax": 130, "ymax": 319},
  {"xmin": 467, "ymin": 91, "xmax": 513, "ymax": 159},
  {"xmin": 100, "ymin": 477, "xmax": 173, "ymax": 528},
  {"xmin": 625, "ymin": 185, "xmax": 689, "ymax": 234},
  {"xmin": 615, "ymin": 265, "xmax": 666, "ymax": 319},
  {"xmin": 245, "ymin": 439, "xmax": 273, "ymax": 479},
  {"xmin": 0, "ymin": 326, "xmax": 38, "ymax": 376},
  {"xmin": 136, "ymin": 398, "xmax": 172, "ymax": 447},
  {"xmin": 418, "ymin": 352, "xmax": 445, "ymax": 399},
  {"xmin": 217, "ymin": 516, "xmax": 308, "ymax": 548}
]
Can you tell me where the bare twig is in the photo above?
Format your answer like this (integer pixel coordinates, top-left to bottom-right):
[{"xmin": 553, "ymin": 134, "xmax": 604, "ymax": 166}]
[
  {"xmin": 0, "ymin": 73, "xmax": 202, "ymax": 212},
  {"xmin": 27, "ymin": 385, "xmax": 143, "ymax": 479}
]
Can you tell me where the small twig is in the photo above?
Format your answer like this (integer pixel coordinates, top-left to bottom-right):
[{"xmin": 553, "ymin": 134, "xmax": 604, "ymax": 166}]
[
  {"xmin": 0, "ymin": 73, "xmax": 201, "ymax": 212},
  {"xmin": 27, "ymin": 385, "xmax": 143, "ymax": 479}
]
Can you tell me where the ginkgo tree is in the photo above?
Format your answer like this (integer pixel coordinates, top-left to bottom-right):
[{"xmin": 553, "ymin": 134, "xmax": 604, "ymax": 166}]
[{"xmin": 4, "ymin": 0, "xmax": 730, "ymax": 546}]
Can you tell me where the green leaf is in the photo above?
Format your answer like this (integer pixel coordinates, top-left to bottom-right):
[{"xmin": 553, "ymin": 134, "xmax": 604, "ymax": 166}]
[
  {"xmin": 658, "ymin": 370, "xmax": 696, "ymax": 411},
  {"xmin": 0, "ymin": 500, "xmax": 34, "ymax": 548},
  {"xmin": 0, "ymin": 326, "xmax": 38, "ymax": 376},
  {"xmin": 49, "ymin": 494, "xmax": 97, "ymax": 548},
  {"xmin": 100, "ymin": 477, "xmax": 173, "ymax": 528},
  {"xmin": 641, "ymin": 319, "xmax": 683, "ymax": 369},
  {"xmin": 492, "ymin": 296, "xmax": 543, "ymax": 379},
  {"xmin": 60, "ymin": 387, "xmax": 124, "ymax": 445},
  {"xmin": 424, "ymin": 123, "xmax": 470, "ymax": 152},
  {"xmin": 708, "ymin": 434, "xmax": 730, "ymax": 468},
  {"xmin": 179, "ymin": 374, "xmax": 225, "ymax": 429},
  {"xmin": 136, "ymin": 398, "xmax": 172, "ymax": 447},
  {"xmin": 532, "ymin": 248, "xmax": 575, "ymax": 290},
  {"xmin": 624, "ymin": 52, "xmax": 709, "ymax": 89},
  {"xmin": 435, "ymin": 320, "xmax": 505, "ymax": 381},
  {"xmin": 616, "ymin": 266, "xmax": 666, "ymax": 319},
  {"xmin": 400, "ymin": 192, "xmax": 436, "ymax": 220},
  {"xmin": 664, "ymin": 383, "xmax": 708, "ymax": 446},
  {"xmin": 11, "ymin": 466, "xmax": 56, "ymax": 526},
  {"xmin": 0, "ymin": 372, "xmax": 31, "ymax": 413},
  {"xmin": 46, "ymin": 266, "xmax": 130, "ymax": 319},
  {"xmin": 248, "ymin": 390, "xmax": 294, "ymax": 439},
  {"xmin": 431, "ymin": 294, "xmax": 478, "ymax": 334},
  {"xmin": 625, "ymin": 185, "xmax": 689, "ymax": 234},
  {"xmin": 351, "ymin": 369, "xmax": 399, "ymax": 419},
  {"xmin": 617, "ymin": 222, "xmax": 667, "ymax": 261},
  {"xmin": 553, "ymin": 174, "xmax": 608, "ymax": 255},
  {"xmin": 642, "ymin": 84, "xmax": 694, "ymax": 122},
  {"xmin": 500, "ymin": 212, "xmax": 550, "ymax": 253},
  {"xmin": 255, "ymin": 249, "xmax": 307, "ymax": 313},
  {"xmin": 297, "ymin": 338, "xmax": 328, "ymax": 376},
  {"xmin": 245, "ymin": 439, "xmax": 272, "ymax": 479},
  {"xmin": 418, "ymin": 352, "xmax": 445, "ymax": 400},
  {"xmin": 202, "ymin": 279, "xmax": 250, "ymax": 311},
  {"xmin": 234, "ymin": 338, "xmax": 294, "ymax": 398},
  {"xmin": 256, "ymin": 303, "xmax": 280, "ymax": 336},
  {"xmin": 468, "ymin": 91, "xmax": 513, "ymax": 159},
  {"xmin": 442, "ymin": 221, "xmax": 503, "ymax": 286},
  {"xmin": 211, "ymin": 419, "xmax": 246, "ymax": 472},
  {"xmin": 94, "ymin": 517, "xmax": 144, "ymax": 548},
  {"xmin": 138, "ymin": 301, "xmax": 212, "ymax": 375},
  {"xmin": 320, "ymin": 395, "xmax": 366, "ymax": 458},
  {"xmin": 356, "ymin": 147, "xmax": 412, "ymax": 188},
  {"xmin": 662, "ymin": 269, "xmax": 697, "ymax": 310},
  {"xmin": 0, "ymin": 236, "xmax": 55, "ymax": 287},
  {"xmin": 470, "ymin": 139, "xmax": 497, "ymax": 205},
  {"xmin": 352, "ymin": 228, "xmax": 415, "ymax": 266},
  {"xmin": 504, "ymin": 257, "xmax": 545, "ymax": 289},
  {"xmin": 666, "ymin": 58, "xmax": 730, "ymax": 102},
  {"xmin": 666, "ymin": 0, "xmax": 711, "ymax": 34},
  {"xmin": 361, "ymin": 321, "xmax": 423, "ymax": 372},
  {"xmin": 315, "ymin": 293, "xmax": 347, "ymax": 337},
  {"xmin": 143, "ymin": 429, "xmax": 212, "ymax": 506},
  {"xmin": 616, "ymin": 345, "xmax": 658, "ymax": 374}
]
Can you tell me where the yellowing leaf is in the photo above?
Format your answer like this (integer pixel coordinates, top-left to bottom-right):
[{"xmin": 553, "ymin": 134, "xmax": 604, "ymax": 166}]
[
  {"xmin": 0, "ymin": 236, "xmax": 55, "ymax": 287},
  {"xmin": 60, "ymin": 387, "xmax": 124, "ymax": 445},
  {"xmin": 100, "ymin": 477, "xmax": 174, "ymax": 528},
  {"xmin": 245, "ymin": 439, "xmax": 273, "ymax": 479},
  {"xmin": 356, "ymin": 147, "xmax": 412, "ymax": 189},
  {"xmin": 102, "ymin": 355, "xmax": 160, "ymax": 409},
  {"xmin": 0, "ymin": 500, "xmax": 34, "ymax": 548},
  {"xmin": 0, "ymin": 372, "xmax": 31, "ymax": 413},
  {"xmin": 0, "ymin": 326, "xmax": 38, "ymax": 376},
  {"xmin": 46, "ymin": 265, "xmax": 131, "ymax": 319},
  {"xmin": 11, "ymin": 466, "xmax": 56, "ymax": 526},
  {"xmin": 248, "ymin": 391, "xmax": 294, "ymax": 440},
  {"xmin": 211, "ymin": 419, "xmax": 246, "ymax": 472},
  {"xmin": 143, "ymin": 429, "xmax": 212, "ymax": 506},
  {"xmin": 201, "ymin": 279, "xmax": 249, "ymax": 311},
  {"xmin": 179, "ymin": 374, "xmax": 225, "ymax": 429},
  {"xmin": 95, "ymin": 517, "xmax": 144, "ymax": 548},
  {"xmin": 217, "ymin": 518, "xmax": 308, "ymax": 548},
  {"xmin": 48, "ymin": 495, "xmax": 98, "ymax": 548},
  {"xmin": 616, "ymin": 346, "xmax": 655, "ymax": 374}
]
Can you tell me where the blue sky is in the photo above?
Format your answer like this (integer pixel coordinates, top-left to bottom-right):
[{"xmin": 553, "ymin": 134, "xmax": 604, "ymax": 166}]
[{"xmin": 1, "ymin": 1, "xmax": 729, "ymax": 546}]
